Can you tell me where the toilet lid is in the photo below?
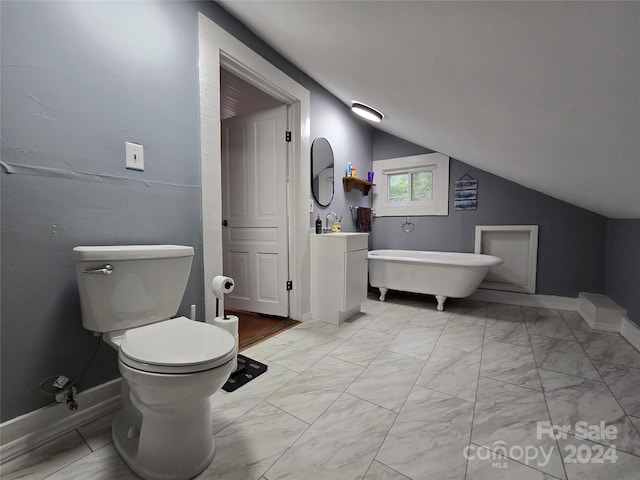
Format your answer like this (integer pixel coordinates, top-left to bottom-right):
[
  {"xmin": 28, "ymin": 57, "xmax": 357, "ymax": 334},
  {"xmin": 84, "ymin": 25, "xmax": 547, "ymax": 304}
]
[{"xmin": 119, "ymin": 317, "xmax": 236, "ymax": 374}]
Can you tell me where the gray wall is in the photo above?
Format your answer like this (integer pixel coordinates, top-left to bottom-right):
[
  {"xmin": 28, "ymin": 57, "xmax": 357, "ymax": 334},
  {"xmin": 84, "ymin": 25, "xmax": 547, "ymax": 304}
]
[
  {"xmin": 310, "ymin": 88, "xmax": 374, "ymax": 230},
  {"xmin": 0, "ymin": 1, "xmax": 373, "ymax": 422},
  {"xmin": 1, "ymin": 0, "xmax": 203, "ymax": 423},
  {"xmin": 370, "ymin": 130, "xmax": 608, "ymax": 299},
  {"xmin": 605, "ymin": 220, "xmax": 640, "ymax": 327}
]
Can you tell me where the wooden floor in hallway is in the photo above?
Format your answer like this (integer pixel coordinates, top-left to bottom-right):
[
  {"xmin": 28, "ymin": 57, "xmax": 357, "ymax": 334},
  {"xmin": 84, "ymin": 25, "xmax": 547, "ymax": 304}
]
[{"xmin": 232, "ymin": 310, "xmax": 299, "ymax": 351}]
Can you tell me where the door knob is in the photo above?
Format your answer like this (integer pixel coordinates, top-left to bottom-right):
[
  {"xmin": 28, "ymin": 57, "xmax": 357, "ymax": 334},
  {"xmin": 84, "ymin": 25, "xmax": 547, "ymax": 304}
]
[{"xmin": 222, "ymin": 219, "xmax": 228, "ymax": 226}]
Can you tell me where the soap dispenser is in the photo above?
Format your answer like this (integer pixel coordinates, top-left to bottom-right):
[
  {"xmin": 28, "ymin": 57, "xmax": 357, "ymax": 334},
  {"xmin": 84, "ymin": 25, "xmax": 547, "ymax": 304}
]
[{"xmin": 315, "ymin": 213, "xmax": 322, "ymax": 234}]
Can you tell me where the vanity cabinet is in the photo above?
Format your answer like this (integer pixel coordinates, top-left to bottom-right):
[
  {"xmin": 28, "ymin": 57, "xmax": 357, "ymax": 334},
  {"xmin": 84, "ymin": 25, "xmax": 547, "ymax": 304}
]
[{"xmin": 310, "ymin": 233, "xmax": 369, "ymax": 325}]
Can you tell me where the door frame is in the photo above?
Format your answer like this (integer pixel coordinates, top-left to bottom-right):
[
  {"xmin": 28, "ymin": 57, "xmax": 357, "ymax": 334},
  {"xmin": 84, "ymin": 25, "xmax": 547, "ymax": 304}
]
[{"xmin": 198, "ymin": 13, "xmax": 311, "ymax": 322}]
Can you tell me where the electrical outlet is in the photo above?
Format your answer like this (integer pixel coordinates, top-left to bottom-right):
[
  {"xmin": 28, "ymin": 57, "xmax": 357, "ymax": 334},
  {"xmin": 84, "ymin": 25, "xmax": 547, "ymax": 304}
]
[{"xmin": 126, "ymin": 142, "xmax": 144, "ymax": 171}]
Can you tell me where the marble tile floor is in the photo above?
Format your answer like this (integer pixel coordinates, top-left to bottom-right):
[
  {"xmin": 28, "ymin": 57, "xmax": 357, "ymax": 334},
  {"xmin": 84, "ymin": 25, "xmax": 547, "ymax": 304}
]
[{"xmin": 3, "ymin": 294, "xmax": 640, "ymax": 480}]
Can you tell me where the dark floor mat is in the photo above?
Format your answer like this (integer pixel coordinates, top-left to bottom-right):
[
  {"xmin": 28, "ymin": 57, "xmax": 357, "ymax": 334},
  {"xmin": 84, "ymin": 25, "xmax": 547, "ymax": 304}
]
[{"xmin": 222, "ymin": 354, "xmax": 268, "ymax": 392}]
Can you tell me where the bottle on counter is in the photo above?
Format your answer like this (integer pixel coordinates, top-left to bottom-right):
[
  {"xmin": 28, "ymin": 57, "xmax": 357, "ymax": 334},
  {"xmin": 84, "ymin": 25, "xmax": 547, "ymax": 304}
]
[{"xmin": 315, "ymin": 213, "xmax": 322, "ymax": 234}]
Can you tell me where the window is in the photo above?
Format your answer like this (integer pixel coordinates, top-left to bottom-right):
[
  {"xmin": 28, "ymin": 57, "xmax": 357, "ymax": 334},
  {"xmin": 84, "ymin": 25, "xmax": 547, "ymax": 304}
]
[
  {"xmin": 372, "ymin": 153, "xmax": 449, "ymax": 216},
  {"xmin": 388, "ymin": 170, "xmax": 433, "ymax": 203}
]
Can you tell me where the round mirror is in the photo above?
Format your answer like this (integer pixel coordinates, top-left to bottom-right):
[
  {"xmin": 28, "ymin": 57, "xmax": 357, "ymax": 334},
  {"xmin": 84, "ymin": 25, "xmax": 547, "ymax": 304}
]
[{"xmin": 311, "ymin": 137, "xmax": 334, "ymax": 207}]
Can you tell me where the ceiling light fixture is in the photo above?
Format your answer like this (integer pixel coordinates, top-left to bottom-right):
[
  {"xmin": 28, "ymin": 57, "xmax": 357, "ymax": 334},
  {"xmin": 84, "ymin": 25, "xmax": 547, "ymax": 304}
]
[{"xmin": 351, "ymin": 101, "xmax": 384, "ymax": 123}]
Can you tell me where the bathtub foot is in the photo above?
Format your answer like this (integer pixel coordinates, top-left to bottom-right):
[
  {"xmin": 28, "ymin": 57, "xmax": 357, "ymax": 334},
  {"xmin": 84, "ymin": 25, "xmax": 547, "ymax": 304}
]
[
  {"xmin": 435, "ymin": 295, "xmax": 447, "ymax": 311},
  {"xmin": 378, "ymin": 288, "xmax": 388, "ymax": 302}
]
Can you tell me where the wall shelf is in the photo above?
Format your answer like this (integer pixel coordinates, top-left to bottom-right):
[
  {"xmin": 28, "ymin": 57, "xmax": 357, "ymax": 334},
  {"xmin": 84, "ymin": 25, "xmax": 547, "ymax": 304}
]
[{"xmin": 343, "ymin": 176, "xmax": 375, "ymax": 196}]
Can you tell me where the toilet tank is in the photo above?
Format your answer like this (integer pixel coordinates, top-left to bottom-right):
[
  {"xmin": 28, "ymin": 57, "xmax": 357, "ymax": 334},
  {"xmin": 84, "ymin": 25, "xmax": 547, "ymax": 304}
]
[{"xmin": 73, "ymin": 245, "xmax": 194, "ymax": 333}]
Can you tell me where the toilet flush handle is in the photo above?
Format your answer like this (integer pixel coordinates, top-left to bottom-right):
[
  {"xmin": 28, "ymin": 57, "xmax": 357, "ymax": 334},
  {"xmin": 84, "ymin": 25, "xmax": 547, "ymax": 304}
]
[{"xmin": 83, "ymin": 264, "xmax": 114, "ymax": 275}]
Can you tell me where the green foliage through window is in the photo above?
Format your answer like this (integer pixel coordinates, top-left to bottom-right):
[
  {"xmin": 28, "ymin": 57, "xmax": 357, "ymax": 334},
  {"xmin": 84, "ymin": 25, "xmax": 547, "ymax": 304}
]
[
  {"xmin": 388, "ymin": 171, "xmax": 432, "ymax": 203},
  {"xmin": 412, "ymin": 171, "xmax": 433, "ymax": 201},
  {"xmin": 389, "ymin": 174, "xmax": 409, "ymax": 203}
]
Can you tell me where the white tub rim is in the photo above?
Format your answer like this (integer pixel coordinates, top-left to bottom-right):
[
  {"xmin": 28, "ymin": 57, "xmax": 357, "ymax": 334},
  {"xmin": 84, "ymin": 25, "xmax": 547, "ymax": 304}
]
[{"xmin": 367, "ymin": 249, "xmax": 502, "ymax": 267}]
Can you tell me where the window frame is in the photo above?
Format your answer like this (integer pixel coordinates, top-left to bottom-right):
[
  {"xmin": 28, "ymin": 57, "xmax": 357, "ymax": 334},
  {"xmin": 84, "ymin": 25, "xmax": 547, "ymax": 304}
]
[{"xmin": 372, "ymin": 153, "xmax": 449, "ymax": 216}]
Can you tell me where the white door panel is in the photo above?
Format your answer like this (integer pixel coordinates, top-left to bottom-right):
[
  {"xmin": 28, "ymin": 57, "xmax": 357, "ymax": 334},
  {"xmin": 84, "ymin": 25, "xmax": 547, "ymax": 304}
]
[
  {"xmin": 257, "ymin": 253, "xmax": 280, "ymax": 301},
  {"xmin": 227, "ymin": 252, "xmax": 250, "ymax": 300},
  {"xmin": 222, "ymin": 105, "xmax": 289, "ymax": 317}
]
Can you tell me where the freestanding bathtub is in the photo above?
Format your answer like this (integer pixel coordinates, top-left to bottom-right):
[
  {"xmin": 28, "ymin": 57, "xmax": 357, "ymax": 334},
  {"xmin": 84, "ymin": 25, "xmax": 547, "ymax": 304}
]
[{"xmin": 368, "ymin": 250, "xmax": 503, "ymax": 311}]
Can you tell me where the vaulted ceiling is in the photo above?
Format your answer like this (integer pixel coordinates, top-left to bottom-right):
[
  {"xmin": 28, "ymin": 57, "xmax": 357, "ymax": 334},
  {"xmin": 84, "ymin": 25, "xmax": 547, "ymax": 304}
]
[{"xmin": 220, "ymin": 1, "xmax": 640, "ymax": 218}]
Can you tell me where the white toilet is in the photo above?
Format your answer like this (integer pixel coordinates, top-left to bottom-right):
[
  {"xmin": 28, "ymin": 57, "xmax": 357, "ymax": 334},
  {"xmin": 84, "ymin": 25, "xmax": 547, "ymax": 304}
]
[{"xmin": 73, "ymin": 245, "xmax": 236, "ymax": 480}]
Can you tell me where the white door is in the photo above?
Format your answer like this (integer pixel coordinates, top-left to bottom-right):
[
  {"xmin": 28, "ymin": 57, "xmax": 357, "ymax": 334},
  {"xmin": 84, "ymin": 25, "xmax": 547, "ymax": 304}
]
[{"xmin": 221, "ymin": 105, "xmax": 289, "ymax": 317}]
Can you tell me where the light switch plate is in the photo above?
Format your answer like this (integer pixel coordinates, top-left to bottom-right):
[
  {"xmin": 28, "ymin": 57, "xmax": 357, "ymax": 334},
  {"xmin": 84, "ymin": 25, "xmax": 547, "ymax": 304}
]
[
  {"xmin": 308, "ymin": 198, "xmax": 314, "ymax": 212},
  {"xmin": 126, "ymin": 142, "xmax": 144, "ymax": 171}
]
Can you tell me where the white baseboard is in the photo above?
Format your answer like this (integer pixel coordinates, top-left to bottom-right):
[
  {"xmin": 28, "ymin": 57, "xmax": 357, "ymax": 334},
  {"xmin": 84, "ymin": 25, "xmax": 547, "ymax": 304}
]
[
  {"xmin": 0, "ymin": 378, "xmax": 121, "ymax": 464},
  {"xmin": 468, "ymin": 289, "xmax": 578, "ymax": 311},
  {"xmin": 577, "ymin": 292, "xmax": 626, "ymax": 332},
  {"xmin": 621, "ymin": 318, "xmax": 640, "ymax": 352},
  {"xmin": 468, "ymin": 289, "xmax": 639, "ymax": 352}
]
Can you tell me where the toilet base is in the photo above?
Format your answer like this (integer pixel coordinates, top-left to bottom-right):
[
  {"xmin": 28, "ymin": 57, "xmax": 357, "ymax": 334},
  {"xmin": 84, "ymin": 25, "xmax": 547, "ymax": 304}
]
[
  {"xmin": 113, "ymin": 391, "xmax": 215, "ymax": 480},
  {"xmin": 113, "ymin": 360, "xmax": 235, "ymax": 480}
]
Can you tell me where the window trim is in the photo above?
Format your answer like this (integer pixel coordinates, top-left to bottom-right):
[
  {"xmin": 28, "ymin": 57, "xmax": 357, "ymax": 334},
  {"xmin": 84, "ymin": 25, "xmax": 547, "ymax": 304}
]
[{"xmin": 372, "ymin": 153, "xmax": 449, "ymax": 216}]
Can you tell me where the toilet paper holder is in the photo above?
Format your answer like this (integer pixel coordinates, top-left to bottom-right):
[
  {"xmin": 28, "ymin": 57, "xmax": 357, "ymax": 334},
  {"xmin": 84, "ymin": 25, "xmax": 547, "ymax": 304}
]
[
  {"xmin": 210, "ymin": 275, "xmax": 239, "ymax": 371},
  {"xmin": 212, "ymin": 275, "xmax": 235, "ymax": 317}
]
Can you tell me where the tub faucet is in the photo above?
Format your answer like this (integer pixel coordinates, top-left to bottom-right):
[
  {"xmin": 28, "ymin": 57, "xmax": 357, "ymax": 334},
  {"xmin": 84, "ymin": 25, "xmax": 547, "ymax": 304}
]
[{"xmin": 326, "ymin": 212, "xmax": 338, "ymax": 230}]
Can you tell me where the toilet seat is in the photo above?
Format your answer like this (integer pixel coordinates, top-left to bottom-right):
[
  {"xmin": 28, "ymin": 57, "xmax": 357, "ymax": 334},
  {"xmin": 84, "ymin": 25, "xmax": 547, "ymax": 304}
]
[{"xmin": 119, "ymin": 317, "xmax": 236, "ymax": 374}]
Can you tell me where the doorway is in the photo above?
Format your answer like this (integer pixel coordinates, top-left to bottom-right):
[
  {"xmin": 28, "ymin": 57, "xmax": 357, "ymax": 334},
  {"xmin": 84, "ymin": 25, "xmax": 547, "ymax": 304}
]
[
  {"xmin": 198, "ymin": 13, "xmax": 312, "ymax": 323},
  {"xmin": 220, "ymin": 69, "xmax": 289, "ymax": 317}
]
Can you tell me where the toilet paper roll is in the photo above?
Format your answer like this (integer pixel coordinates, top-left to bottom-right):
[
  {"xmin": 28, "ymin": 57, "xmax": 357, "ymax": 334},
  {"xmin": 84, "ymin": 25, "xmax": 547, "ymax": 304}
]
[
  {"xmin": 212, "ymin": 275, "xmax": 235, "ymax": 297},
  {"xmin": 213, "ymin": 315, "xmax": 239, "ymax": 337},
  {"xmin": 213, "ymin": 315, "xmax": 239, "ymax": 365}
]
